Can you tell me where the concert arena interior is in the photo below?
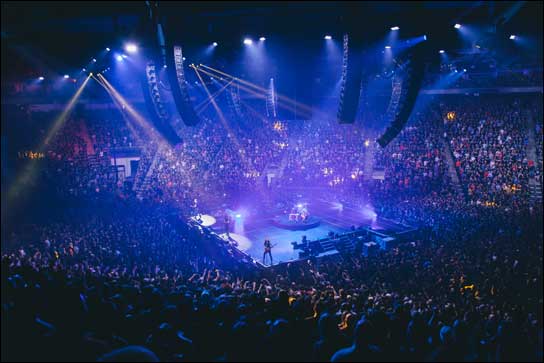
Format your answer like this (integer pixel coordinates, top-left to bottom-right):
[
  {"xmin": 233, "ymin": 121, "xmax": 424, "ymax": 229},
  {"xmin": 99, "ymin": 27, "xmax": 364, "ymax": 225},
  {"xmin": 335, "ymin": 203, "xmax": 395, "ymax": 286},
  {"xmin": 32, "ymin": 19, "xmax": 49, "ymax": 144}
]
[{"xmin": 1, "ymin": 1, "xmax": 543, "ymax": 362}]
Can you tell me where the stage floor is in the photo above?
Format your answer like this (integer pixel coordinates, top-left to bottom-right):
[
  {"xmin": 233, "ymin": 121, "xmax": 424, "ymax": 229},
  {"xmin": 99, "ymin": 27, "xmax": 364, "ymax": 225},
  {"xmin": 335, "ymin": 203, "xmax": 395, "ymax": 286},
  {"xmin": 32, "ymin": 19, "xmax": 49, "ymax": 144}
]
[{"xmin": 209, "ymin": 198, "xmax": 380, "ymax": 265}]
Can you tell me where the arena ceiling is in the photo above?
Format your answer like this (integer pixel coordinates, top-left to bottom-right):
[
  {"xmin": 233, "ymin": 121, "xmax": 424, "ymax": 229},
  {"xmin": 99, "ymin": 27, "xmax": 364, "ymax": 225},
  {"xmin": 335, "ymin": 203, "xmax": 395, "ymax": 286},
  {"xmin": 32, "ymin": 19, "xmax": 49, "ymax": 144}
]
[{"xmin": 1, "ymin": 1, "xmax": 542, "ymax": 76}]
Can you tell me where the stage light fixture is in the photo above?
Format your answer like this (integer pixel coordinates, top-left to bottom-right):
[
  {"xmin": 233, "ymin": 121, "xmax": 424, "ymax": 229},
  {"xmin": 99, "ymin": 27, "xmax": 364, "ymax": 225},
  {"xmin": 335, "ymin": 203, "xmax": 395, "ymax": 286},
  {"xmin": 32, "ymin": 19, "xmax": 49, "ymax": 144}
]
[
  {"xmin": 243, "ymin": 38, "xmax": 253, "ymax": 45},
  {"xmin": 92, "ymin": 58, "xmax": 97, "ymax": 63},
  {"xmin": 182, "ymin": 57, "xmax": 186, "ymax": 61},
  {"xmin": 423, "ymin": 35, "xmax": 427, "ymax": 40},
  {"xmin": 364, "ymin": 140, "xmax": 370, "ymax": 147},
  {"xmin": 106, "ymin": 47, "xmax": 110, "ymax": 51},
  {"xmin": 116, "ymin": 55, "xmax": 123, "ymax": 61},
  {"xmin": 122, "ymin": 54, "xmax": 128, "ymax": 59},
  {"xmin": 463, "ymin": 68, "xmax": 467, "ymax": 72},
  {"xmin": 390, "ymin": 26, "xmax": 399, "ymax": 31},
  {"xmin": 38, "ymin": 76, "xmax": 44, "ymax": 80},
  {"xmin": 509, "ymin": 35, "xmax": 516, "ymax": 40},
  {"xmin": 454, "ymin": 24, "xmax": 461, "ymax": 29},
  {"xmin": 213, "ymin": 42, "xmax": 218, "ymax": 46},
  {"xmin": 439, "ymin": 50, "xmax": 445, "ymax": 54},
  {"xmin": 82, "ymin": 68, "xmax": 86, "ymax": 72},
  {"xmin": 259, "ymin": 36, "xmax": 266, "ymax": 41},
  {"xmin": 163, "ymin": 65, "xmax": 167, "ymax": 68},
  {"xmin": 385, "ymin": 45, "xmax": 391, "ymax": 49},
  {"xmin": 324, "ymin": 35, "xmax": 332, "ymax": 40},
  {"xmin": 64, "ymin": 74, "xmax": 69, "ymax": 79},
  {"xmin": 125, "ymin": 43, "xmax": 138, "ymax": 53}
]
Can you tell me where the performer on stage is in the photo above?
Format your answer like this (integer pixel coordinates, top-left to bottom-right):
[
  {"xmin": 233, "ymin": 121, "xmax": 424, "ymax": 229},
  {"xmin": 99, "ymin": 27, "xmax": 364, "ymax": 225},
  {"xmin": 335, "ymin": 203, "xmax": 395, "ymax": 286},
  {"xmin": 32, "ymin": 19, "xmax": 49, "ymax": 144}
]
[
  {"xmin": 224, "ymin": 213, "xmax": 231, "ymax": 238},
  {"xmin": 263, "ymin": 238, "xmax": 275, "ymax": 265}
]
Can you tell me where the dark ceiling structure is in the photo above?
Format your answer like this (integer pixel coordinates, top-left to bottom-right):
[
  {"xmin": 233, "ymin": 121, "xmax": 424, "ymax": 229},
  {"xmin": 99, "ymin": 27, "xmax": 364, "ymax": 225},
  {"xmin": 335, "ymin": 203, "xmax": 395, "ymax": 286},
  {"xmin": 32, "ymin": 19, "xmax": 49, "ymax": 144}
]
[{"xmin": 2, "ymin": 1, "xmax": 542, "ymax": 77}]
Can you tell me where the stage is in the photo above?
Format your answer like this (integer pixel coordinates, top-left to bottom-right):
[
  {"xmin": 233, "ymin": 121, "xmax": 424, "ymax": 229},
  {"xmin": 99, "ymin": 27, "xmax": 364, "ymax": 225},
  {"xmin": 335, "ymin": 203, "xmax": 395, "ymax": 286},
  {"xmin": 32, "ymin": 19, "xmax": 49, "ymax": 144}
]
[{"xmin": 197, "ymin": 197, "xmax": 398, "ymax": 265}]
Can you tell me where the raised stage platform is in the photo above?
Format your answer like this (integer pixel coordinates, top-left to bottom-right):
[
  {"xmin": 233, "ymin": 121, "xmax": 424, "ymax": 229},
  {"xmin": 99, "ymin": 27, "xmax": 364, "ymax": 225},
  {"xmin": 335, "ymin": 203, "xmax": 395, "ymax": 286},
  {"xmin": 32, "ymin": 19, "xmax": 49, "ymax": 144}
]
[{"xmin": 199, "ymin": 197, "xmax": 417, "ymax": 266}]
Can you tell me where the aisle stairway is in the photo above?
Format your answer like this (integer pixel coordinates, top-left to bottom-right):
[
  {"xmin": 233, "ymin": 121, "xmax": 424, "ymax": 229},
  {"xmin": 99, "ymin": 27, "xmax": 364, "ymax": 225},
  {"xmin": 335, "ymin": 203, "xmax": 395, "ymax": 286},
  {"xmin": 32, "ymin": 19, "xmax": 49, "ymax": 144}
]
[
  {"xmin": 78, "ymin": 120, "xmax": 95, "ymax": 156},
  {"xmin": 363, "ymin": 137, "xmax": 375, "ymax": 182},
  {"xmin": 525, "ymin": 110, "xmax": 543, "ymax": 203},
  {"xmin": 441, "ymin": 138, "xmax": 465, "ymax": 200},
  {"xmin": 136, "ymin": 145, "xmax": 163, "ymax": 198}
]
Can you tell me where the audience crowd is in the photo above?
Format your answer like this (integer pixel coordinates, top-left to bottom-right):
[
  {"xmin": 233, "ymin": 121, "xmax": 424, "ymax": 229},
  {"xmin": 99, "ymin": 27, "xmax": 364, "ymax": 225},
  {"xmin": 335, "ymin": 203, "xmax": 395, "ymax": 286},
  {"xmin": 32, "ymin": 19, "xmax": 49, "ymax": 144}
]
[{"xmin": 2, "ymin": 88, "xmax": 543, "ymax": 362}]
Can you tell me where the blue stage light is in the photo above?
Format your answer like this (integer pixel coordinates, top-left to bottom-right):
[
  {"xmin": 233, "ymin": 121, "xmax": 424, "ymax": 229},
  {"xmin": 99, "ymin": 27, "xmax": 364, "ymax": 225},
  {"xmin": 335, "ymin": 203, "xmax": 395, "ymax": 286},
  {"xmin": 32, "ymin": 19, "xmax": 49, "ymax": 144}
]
[{"xmin": 125, "ymin": 43, "xmax": 138, "ymax": 53}]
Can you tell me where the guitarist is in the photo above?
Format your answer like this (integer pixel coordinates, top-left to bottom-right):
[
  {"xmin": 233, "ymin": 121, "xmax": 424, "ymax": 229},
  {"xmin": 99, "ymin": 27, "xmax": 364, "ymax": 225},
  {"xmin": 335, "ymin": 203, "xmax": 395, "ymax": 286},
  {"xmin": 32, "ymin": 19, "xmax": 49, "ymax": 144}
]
[
  {"xmin": 224, "ymin": 213, "xmax": 231, "ymax": 238},
  {"xmin": 263, "ymin": 238, "xmax": 275, "ymax": 265}
]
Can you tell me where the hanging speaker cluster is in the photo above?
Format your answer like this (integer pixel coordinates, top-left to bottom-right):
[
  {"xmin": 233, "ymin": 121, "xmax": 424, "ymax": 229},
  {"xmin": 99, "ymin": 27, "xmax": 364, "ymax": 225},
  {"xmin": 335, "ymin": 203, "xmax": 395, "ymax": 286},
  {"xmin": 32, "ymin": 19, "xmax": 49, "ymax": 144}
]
[
  {"xmin": 166, "ymin": 46, "xmax": 201, "ymax": 127},
  {"xmin": 377, "ymin": 44, "xmax": 426, "ymax": 148},
  {"xmin": 228, "ymin": 83, "xmax": 244, "ymax": 119},
  {"xmin": 142, "ymin": 62, "xmax": 182, "ymax": 145},
  {"xmin": 337, "ymin": 33, "xmax": 365, "ymax": 124}
]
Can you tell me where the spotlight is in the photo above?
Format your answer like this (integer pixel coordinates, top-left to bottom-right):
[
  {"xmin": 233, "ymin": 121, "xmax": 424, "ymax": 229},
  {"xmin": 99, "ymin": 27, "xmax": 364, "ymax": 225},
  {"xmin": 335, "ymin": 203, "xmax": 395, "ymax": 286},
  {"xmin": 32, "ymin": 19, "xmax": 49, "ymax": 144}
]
[
  {"xmin": 243, "ymin": 38, "xmax": 253, "ymax": 45},
  {"xmin": 364, "ymin": 140, "xmax": 370, "ymax": 147},
  {"xmin": 390, "ymin": 26, "xmax": 399, "ymax": 31},
  {"xmin": 106, "ymin": 47, "xmax": 110, "ymax": 51},
  {"xmin": 163, "ymin": 65, "xmax": 167, "ymax": 68},
  {"xmin": 454, "ymin": 23, "xmax": 461, "ymax": 29},
  {"xmin": 38, "ymin": 76, "xmax": 44, "ymax": 80},
  {"xmin": 82, "ymin": 68, "xmax": 86, "ymax": 71},
  {"xmin": 259, "ymin": 36, "xmax": 266, "ymax": 41},
  {"xmin": 116, "ymin": 55, "xmax": 123, "ymax": 62},
  {"xmin": 235, "ymin": 214, "xmax": 242, "ymax": 218},
  {"xmin": 439, "ymin": 50, "xmax": 445, "ymax": 54},
  {"xmin": 125, "ymin": 43, "xmax": 138, "ymax": 53},
  {"xmin": 509, "ymin": 35, "xmax": 516, "ymax": 40},
  {"xmin": 212, "ymin": 42, "xmax": 218, "ymax": 46},
  {"xmin": 324, "ymin": 35, "xmax": 332, "ymax": 40},
  {"xmin": 423, "ymin": 35, "xmax": 427, "ymax": 40},
  {"xmin": 385, "ymin": 45, "xmax": 391, "ymax": 49},
  {"xmin": 122, "ymin": 54, "xmax": 128, "ymax": 59},
  {"xmin": 92, "ymin": 58, "xmax": 97, "ymax": 63},
  {"xmin": 182, "ymin": 57, "xmax": 186, "ymax": 61},
  {"xmin": 64, "ymin": 74, "xmax": 69, "ymax": 79},
  {"xmin": 463, "ymin": 68, "xmax": 467, "ymax": 72}
]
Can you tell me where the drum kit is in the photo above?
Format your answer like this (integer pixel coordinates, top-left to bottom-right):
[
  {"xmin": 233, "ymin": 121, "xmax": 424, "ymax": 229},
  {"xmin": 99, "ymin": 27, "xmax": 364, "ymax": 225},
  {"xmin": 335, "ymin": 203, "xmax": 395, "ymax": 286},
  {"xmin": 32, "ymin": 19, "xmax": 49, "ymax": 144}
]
[{"xmin": 288, "ymin": 204, "xmax": 309, "ymax": 222}]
